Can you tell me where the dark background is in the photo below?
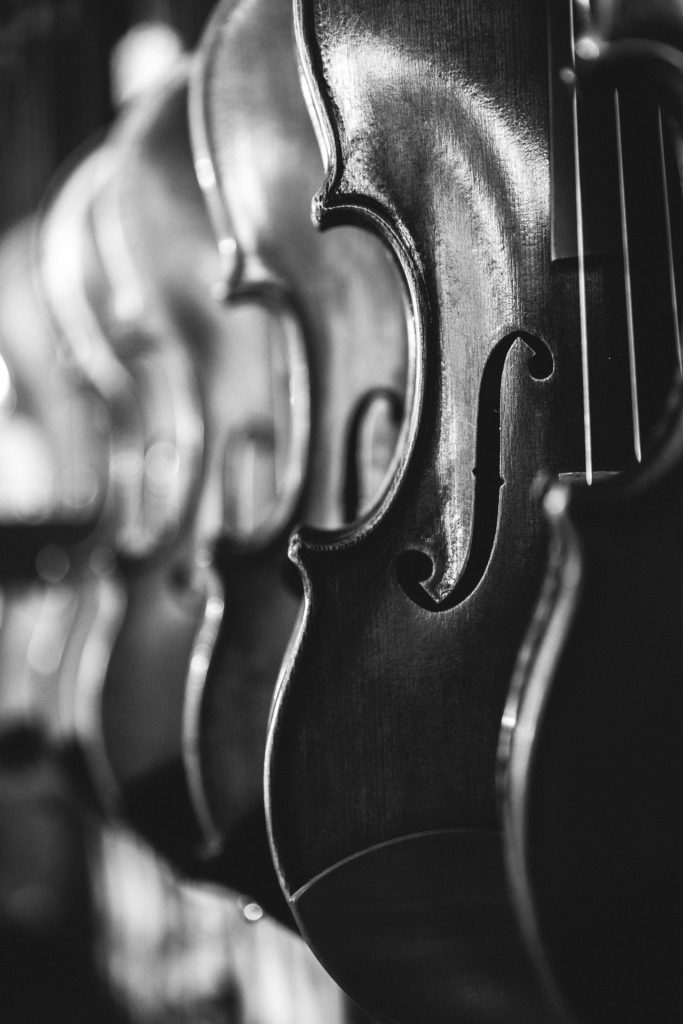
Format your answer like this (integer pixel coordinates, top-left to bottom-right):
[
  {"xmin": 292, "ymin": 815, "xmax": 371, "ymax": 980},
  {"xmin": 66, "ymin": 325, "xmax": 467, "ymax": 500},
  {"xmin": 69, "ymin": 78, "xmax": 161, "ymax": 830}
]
[{"xmin": 0, "ymin": 0, "xmax": 217, "ymax": 230}]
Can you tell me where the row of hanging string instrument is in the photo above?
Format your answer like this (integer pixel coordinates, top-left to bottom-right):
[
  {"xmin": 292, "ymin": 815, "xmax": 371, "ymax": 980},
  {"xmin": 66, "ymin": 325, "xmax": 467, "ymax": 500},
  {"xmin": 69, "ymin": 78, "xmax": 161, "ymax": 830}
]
[{"xmin": 1, "ymin": 0, "xmax": 683, "ymax": 1023}]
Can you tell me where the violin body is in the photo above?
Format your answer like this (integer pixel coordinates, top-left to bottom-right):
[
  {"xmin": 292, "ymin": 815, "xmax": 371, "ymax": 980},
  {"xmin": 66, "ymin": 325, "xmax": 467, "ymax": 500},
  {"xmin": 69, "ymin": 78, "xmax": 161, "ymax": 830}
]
[
  {"xmin": 500, "ymin": 12, "xmax": 683, "ymax": 1022},
  {"xmin": 265, "ymin": 0, "xmax": 679, "ymax": 1020},
  {"xmin": 188, "ymin": 0, "xmax": 407, "ymax": 896}
]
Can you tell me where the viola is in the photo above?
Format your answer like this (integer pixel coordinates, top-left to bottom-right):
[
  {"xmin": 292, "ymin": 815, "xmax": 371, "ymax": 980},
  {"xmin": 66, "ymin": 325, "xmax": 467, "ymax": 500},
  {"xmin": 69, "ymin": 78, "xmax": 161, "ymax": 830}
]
[
  {"xmin": 499, "ymin": 5, "xmax": 683, "ymax": 1021},
  {"xmin": 264, "ymin": 0, "xmax": 680, "ymax": 1020},
  {"xmin": 186, "ymin": 0, "xmax": 407, "ymax": 899}
]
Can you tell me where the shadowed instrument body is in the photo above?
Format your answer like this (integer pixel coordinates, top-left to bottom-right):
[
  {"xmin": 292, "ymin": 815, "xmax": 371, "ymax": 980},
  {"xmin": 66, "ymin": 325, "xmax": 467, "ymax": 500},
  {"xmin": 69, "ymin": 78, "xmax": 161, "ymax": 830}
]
[
  {"xmin": 500, "ymin": 7, "xmax": 683, "ymax": 1021},
  {"xmin": 189, "ymin": 0, "xmax": 408, "ymax": 888},
  {"xmin": 265, "ymin": 0, "xmax": 679, "ymax": 1020}
]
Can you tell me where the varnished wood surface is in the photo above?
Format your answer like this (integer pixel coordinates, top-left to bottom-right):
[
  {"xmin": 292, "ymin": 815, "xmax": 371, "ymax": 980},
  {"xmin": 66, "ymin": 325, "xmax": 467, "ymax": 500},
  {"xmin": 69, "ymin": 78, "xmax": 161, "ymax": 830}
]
[
  {"xmin": 265, "ymin": 0, "xmax": 677, "ymax": 1020},
  {"xmin": 295, "ymin": 830, "xmax": 545, "ymax": 1024}
]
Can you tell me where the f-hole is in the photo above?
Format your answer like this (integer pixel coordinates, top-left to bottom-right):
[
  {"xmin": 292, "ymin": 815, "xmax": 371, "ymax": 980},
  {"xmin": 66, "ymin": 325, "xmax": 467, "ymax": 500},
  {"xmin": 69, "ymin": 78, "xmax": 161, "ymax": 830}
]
[{"xmin": 396, "ymin": 332, "xmax": 553, "ymax": 612}]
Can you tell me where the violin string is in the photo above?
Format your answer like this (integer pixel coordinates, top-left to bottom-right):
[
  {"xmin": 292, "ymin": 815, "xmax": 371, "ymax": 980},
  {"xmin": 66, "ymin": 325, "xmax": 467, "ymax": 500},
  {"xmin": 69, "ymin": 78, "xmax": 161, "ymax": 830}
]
[
  {"xmin": 569, "ymin": 0, "xmax": 593, "ymax": 485},
  {"xmin": 614, "ymin": 87, "xmax": 642, "ymax": 463},
  {"xmin": 657, "ymin": 107, "xmax": 682, "ymax": 371}
]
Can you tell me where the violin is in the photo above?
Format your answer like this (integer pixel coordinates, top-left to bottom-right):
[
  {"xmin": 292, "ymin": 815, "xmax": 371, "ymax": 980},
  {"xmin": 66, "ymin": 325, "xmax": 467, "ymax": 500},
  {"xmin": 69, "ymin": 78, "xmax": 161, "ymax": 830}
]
[
  {"xmin": 499, "ymin": 5, "xmax": 683, "ymax": 1021},
  {"xmin": 186, "ymin": 0, "xmax": 407, "ymax": 897},
  {"xmin": 264, "ymin": 0, "xmax": 681, "ymax": 1021}
]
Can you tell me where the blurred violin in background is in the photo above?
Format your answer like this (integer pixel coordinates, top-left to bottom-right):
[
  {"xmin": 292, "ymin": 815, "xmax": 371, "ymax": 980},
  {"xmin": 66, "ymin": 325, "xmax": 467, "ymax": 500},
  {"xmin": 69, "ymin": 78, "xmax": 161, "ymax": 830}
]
[
  {"xmin": 0, "ymin": 205, "xmax": 121, "ymax": 769},
  {"xmin": 0, "ymin": 723, "xmax": 126, "ymax": 1024},
  {"xmin": 57, "ymin": 57, "xmax": 311, "ymax": 910}
]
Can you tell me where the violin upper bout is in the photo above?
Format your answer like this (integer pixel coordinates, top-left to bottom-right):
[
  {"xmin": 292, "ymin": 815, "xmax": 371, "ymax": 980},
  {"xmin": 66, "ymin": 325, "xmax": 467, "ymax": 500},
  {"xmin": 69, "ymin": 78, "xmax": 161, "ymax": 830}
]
[{"xmin": 294, "ymin": 0, "xmax": 424, "ymax": 273}]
